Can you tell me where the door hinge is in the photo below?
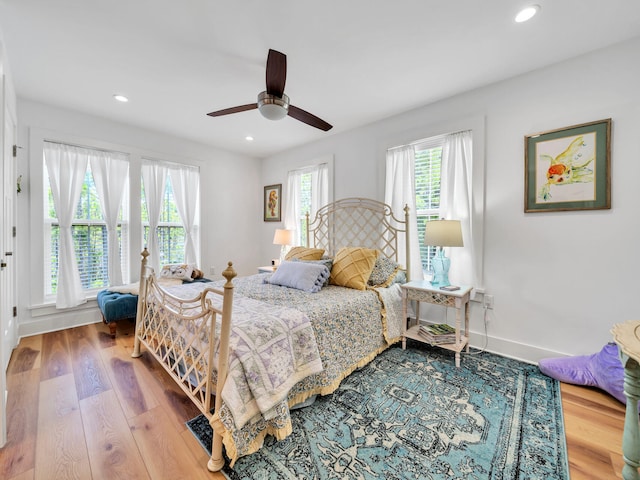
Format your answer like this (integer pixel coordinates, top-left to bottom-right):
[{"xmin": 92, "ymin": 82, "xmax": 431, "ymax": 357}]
[
  {"xmin": 13, "ymin": 307, "xmax": 17, "ymax": 317},
  {"xmin": 12, "ymin": 226, "xmax": 16, "ymax": 237},
  {"xmin": 12, "ymin": 145, "xmax": 17, "ymax": 157}
]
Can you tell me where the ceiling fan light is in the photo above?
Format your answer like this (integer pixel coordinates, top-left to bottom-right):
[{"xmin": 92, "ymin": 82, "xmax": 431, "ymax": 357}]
[{"xmin": 258, "ymin": 91, "xmax": 289, "ymax": 120}]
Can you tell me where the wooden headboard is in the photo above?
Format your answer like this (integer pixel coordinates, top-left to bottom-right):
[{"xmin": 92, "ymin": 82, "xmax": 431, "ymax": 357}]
[{"xmin": 306, "ymin": 197, "xmax": 411, "ymax": 279}]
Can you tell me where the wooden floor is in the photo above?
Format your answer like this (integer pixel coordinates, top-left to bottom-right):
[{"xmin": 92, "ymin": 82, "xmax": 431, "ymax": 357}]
[{"xmin": 0, "ymin": 320, "xmax": 629, "ymax": 479}]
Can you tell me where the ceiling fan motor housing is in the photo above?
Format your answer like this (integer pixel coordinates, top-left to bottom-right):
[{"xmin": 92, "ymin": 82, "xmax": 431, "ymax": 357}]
[{"xmin": 258, "ymin": 91, "xmax": 289, "ymax": 120}]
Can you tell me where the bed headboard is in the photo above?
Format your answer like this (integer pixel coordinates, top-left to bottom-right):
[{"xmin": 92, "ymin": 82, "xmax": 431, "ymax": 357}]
[{"xmin": 306, "ymin": 197, "xmax": 411, "ymax": 279}]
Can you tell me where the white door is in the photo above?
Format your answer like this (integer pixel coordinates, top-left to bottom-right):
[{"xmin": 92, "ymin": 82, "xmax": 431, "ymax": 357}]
[{"xmin": 0, "ymin": 75, "xmax": 17, "ymax": 447}]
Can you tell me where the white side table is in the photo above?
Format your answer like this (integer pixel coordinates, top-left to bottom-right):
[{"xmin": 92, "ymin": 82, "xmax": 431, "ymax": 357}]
[{"xmin": 401, "ymin": 281, "xmax": 473, "ymax": 367}]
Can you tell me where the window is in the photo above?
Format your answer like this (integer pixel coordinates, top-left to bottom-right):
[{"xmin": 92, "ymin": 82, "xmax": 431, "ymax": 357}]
[
  {"xmin": 414, "ymin": 137, "xmax": 444, "ymax": 274},
  {"xmin": 297, "ymin": 172, "xmax": 312, "ymax": 245},
  {"xmin": 44, "ymin": 146, "xmax": 129, "ymax": 296},
  {"xmin": 141, "ymin": 177, "xmax": 185, "ymax": 265},
  {"xmin": 284, "ymin": 162, "xmax": 329, "ymax": 247}
]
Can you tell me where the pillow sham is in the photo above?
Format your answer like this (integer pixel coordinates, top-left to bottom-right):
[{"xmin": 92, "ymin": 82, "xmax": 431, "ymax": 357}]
[
  {"xmin": 330, "ymin": 247, "xmax": 378, "ymax": 290},
  {"xmin": 292, "ymin": 258, "xmax": 334, "ymax": 286},
  {"xmin": 285, "ymin": 246, "xmax": 325, "ymax": 261},
  {"xmin": 368, "ymin": 255, "xmax": 402, "ymax": 288},
  {"xmin": 159, "ymin": 263, "xmax": 194, "ymax": 281},
  {"xmin": 265, "ymin": 260, "xmax": 330, "ymax": 293}
]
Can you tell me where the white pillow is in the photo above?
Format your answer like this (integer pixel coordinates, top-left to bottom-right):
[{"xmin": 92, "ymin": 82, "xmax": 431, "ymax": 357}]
[{"xmin": 159, "ymin": 264, "xmax": 194, "ymax": 281}]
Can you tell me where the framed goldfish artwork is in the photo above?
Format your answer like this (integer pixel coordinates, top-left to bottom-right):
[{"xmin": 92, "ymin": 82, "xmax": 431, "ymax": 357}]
[
  {"xmin": 524, "ymin": 118, "xmax": 611, "ymax": 213},
  {"xmin": 264, "ymin": 184, "xmax": 282, "ymax": 222}
]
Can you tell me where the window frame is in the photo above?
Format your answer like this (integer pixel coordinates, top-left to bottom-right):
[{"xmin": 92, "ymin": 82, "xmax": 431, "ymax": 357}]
[{"xmin": 29, "ymin": 128, "xmax": 201, "ymax": 308}]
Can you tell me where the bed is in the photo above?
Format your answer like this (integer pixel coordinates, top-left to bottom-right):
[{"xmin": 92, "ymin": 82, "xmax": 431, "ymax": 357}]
[{"xmin": 131, "ymin": 197, "xmax": 411, "ymax": 471}]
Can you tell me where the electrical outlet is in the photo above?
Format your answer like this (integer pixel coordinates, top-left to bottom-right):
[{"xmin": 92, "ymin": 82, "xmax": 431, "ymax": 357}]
[
  {"xmin": 210, "ymin": 266, "xmax": 215, "ymax": 275},
  {"xmin": 483, "ymin": 294, "xmax": 494, "ymax": 309}
]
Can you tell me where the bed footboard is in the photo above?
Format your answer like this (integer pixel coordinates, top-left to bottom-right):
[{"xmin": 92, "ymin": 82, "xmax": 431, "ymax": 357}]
[{"xmin": 131, "ymin": 248, "xmax": 236, "ymax": 472}]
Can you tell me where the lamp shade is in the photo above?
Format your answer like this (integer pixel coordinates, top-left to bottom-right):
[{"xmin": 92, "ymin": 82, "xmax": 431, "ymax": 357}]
[
  {"xmin": 424, "ymin": 220, "xmax": 463, "ymax": 247},
  {"xmin": 273, "ymin": 228, "xmax": 294, "ymax": 246}
]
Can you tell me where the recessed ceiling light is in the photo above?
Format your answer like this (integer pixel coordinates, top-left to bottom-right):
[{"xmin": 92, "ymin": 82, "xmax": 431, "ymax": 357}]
[
  {"xmin": 515, "ymin": 5, "xmax": 540, "ymax": 23},
  {"xmin": 113, "ymin": 94, "xmax": 129, "ymax": 102},
  {"xmin": 245, "ymin": 136, "xmax": 254, "ymax": 141}
]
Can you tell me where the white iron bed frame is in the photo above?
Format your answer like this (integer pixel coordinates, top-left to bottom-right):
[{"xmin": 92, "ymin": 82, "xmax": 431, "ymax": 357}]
[{"xmin": 130, "ymin": 197, "xmax": 410, "ymax": 472}]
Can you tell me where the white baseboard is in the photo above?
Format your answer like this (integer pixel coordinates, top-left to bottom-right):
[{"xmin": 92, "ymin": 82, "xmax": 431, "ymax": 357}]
[
  {"xmin": 416, "ymin": 319, "xmax": 568, "ymax": 365},
  {"xmin": 18, "ymin": 307, "xmax": 103, "ymax": 338}
]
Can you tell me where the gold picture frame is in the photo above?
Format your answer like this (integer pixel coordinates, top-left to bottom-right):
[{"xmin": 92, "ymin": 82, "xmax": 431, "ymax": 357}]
[
  {"xmin": 524, "ymin": 118, "xmax": 611, "ymax": 213},
  {"xmin": 264, "ymin": 184, "xmax": 282, "ymax": 222}
]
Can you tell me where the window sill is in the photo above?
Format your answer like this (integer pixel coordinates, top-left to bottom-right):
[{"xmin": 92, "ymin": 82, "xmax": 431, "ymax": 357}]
[{"xmin": 29, "ymin": 296, "xmax": 99, "ymax": 318}]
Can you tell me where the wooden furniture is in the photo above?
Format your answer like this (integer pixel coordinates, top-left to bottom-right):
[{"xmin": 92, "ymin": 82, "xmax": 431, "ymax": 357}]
[
  {"xmin": 131, "ymin": 197, "xmax": 411, "ymax": 471},
  {"xmin": 258, "ymin": 265, "xmax": 277, "ymax": 273},
  {"xmin": 401, "ymin": 281, "xmax": 472, "ymax": 367},
  {"xmin": 611, "ymin": 320, "xmax": 640, "ymax": 480}
]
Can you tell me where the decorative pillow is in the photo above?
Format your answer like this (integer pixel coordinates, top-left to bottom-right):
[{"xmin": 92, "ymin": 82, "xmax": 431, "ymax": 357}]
[
  {"xmin": 285, "ymin": 246, "xmax": 325, "ymax": 261},
  {"xmin": 159, "ymin": 263, "xmax": 194, "ymax": 281},
  {"xmin": 265, "ymin": 260, "xmax": 330, "ymax": 293},
  {"xmin": 330, "ymin": 247, "xmax": 378, "ymax": 290},
  {"xmin": 292, "ymin": 258, "xmax": 334, "ymax": 286},
  {"xmin": 368, "ymin": 255, "xmax": 402, "ymax": 288}
]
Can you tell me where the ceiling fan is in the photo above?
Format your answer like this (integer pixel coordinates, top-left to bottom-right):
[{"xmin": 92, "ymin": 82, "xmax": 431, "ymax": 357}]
[{"xmin": 207, "ymin": 49, "xmax": 333, "ymax": 131}]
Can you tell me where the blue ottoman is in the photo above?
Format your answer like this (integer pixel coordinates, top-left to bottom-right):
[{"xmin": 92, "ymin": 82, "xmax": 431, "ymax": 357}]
[{"xmin": 96, "ymin": 290, "xmax": 138, "ymax": 337}]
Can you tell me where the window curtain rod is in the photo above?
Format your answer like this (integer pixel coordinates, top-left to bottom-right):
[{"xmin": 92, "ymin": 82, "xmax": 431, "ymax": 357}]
[
  {"xmin": 142, "ymin": 157, "xmax": 199, "ymax": 172},
  {"xmin": 43, "ymin": 140, "xmax": 129, "ymax": 158}
]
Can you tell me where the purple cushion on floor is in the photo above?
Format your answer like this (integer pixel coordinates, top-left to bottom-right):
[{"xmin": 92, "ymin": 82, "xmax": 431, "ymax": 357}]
[{"xmin": 538, "ymin": 342, "xmax": 626, "ymax": 404}]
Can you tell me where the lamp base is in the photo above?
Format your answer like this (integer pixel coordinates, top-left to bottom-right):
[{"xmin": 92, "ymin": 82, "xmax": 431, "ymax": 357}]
[{"xmin": 430, "ymin": 249, "xmax": 451, "ymax": 287}]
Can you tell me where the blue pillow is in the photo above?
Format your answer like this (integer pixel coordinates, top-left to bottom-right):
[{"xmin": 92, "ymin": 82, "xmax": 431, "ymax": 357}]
[{"xmin": 265, "ymin": 260, "xmax": 330, "ymax": 293}]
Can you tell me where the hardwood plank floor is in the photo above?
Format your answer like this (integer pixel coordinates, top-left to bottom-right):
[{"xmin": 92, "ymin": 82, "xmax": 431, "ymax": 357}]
[{"xmin": 0, "ymin": 321, "xmax": 630, "ymax": 479}]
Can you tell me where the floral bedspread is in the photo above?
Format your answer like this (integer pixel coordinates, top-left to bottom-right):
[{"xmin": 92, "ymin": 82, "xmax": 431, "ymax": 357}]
[
  {"xmin": 162, "ymin": 282, "xmax": 324, "ymax": 430},
  {"xmin": 202, "ymin": 273, "xmax": 404, "ymax": 464}
]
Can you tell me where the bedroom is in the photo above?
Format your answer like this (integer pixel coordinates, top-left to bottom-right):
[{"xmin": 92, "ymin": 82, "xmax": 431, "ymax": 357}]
[{"xmin": 1, "ymin": 1, "xmax": 640, "ymax": 478}]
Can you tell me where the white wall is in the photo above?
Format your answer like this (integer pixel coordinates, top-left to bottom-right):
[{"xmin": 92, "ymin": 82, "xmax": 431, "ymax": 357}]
[
  {"xmin": 16, "ymin": 100, "xmax": 262, "ymax": 336},
  {"xmin": 261, "ymin": 36, "xmax": 640, "ymax": 363}
]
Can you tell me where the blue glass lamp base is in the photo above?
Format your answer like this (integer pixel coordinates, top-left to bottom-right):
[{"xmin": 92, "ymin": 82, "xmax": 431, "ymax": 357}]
[{"xmin": 430, "ymin": 250, "xmax": 451, "ymax": 287}]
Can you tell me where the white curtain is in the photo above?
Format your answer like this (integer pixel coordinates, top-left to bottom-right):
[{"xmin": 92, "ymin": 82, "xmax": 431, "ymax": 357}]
[
  {"xmin": 385, "ymin": 146, "xmax": 423, "ymax": 280},
  {"xmin": 44, "ymin": 143, "xmax": 88, "ymax": 308},
  {"xmin": 170, "ymin": 166, "xmax": 200, "ymax": 266},
  {"xmin": 440, "ymin": 130, "xmax": 477, "ymax": 287},
  {"xmin": 310, "ymin": 163, "xmax": 329, "ymax": 219},
  {"xmin": 90, "ymin": 151, "xmax": 129, "ymax": 286},
  {"xmin": 284, "ymin": 163, "xmax": 329, "ymax": 246},
  {"xmin": 141, "ymin": 162, "xmax": 169, "ymax": 273}
]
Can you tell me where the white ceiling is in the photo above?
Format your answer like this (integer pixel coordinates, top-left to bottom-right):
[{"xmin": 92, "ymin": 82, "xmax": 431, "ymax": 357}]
[{"xmin": 1, "ymin": 0, "xmax": 640, "ymax": 158}]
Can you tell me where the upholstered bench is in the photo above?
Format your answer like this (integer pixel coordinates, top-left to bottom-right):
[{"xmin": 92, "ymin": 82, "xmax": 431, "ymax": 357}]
[
  {"xmin": 96, "ymin": 290, "xmax": 138, "ymax": 338},
  {"xmin": 97, "ymin": 277, "xmax": 212, "ymax": 337}
]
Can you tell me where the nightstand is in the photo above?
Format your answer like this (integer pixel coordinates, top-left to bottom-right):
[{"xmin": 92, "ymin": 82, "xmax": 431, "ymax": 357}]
[
  {"xmin": 258, "ymin": 265, "xmax": 277, "ymax": 273},
  {"xmin": 401, "ymin": 281, "xmax": 473, "ymax": 367}
]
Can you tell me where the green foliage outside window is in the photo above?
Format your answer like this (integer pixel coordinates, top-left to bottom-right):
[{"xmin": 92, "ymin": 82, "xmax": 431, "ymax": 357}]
[
  {"xmin": 415, "ymin": 146, "xmax": 442, "ymax": 273},
  {"xmin": 141, "ymin": 178, "xmax": 185, "ymax": 265}
]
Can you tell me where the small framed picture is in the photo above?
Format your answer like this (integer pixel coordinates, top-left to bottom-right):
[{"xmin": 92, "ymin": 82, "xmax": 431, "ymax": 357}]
[
  {"xmin": 264, "ymin": 184, "xmax": 282, "ymax": 222},
  {"xmin": 524, "ymin": 119, "xmax": 611, "ymax": 213}
]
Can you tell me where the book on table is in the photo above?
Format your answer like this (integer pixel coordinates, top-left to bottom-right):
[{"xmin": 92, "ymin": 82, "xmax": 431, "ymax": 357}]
[{"xmin": 418, "ymin": 323, "xmax": 458, "ymax": 344}]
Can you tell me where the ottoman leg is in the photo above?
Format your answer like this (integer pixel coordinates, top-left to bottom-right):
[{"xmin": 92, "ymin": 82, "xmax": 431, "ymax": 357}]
[{"xmin": 108, "ymin": 322, "xmax": 117, "ymax": 338}]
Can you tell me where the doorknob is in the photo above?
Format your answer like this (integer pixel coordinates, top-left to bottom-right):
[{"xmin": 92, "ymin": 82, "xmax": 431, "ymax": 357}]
[{"xmin": 0, "ymin": 261, "xmax": 6, "ymax": 268}]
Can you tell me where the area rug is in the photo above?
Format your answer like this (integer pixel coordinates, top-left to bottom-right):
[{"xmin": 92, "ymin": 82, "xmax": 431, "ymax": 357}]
[{"xmin": 186, "ymin": 343, "xmax": 569, "ymax": 479}]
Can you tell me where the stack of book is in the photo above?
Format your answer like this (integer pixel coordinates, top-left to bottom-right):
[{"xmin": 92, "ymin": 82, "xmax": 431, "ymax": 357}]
[{"xmin": 418, "ymin": 323, "xmax": 457, "ymax": 344}]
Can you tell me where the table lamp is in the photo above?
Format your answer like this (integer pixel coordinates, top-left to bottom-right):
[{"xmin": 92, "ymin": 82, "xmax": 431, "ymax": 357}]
[
  {"xmin": 273, "ymin": 228, "xmax": 294, "ymax": 264},
  {"xmin": 424, "ymin": 219, "xmax": 463, "ymax": 287}
]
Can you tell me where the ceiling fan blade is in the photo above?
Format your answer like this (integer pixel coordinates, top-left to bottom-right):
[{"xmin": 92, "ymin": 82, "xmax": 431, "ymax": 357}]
[
  {"xmin": 207, "ymin": 103, "xmax": 257, "ymax": 117},
  {"xmin": 288, "ymin": 105, "xmax": 333, "ymax": 131},
  {"xmin": 265, "ymin": 49, "xmax": 287, "ymax": 98}
]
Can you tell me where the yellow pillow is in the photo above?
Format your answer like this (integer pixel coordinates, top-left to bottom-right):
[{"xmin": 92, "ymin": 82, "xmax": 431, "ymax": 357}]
[
  {"xmin": 330, "ymin": 247, "xmax": 378, "ymax": 290},
  {"xmin": 285, "ymin": 246, "xmax": 325, "ymax": 261}
]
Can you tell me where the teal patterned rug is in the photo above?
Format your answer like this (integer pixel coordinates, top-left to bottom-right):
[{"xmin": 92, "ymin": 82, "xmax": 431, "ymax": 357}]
[{"xmin": 186, "ymin": 342, "xmax": 569, "ymax": 479}]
